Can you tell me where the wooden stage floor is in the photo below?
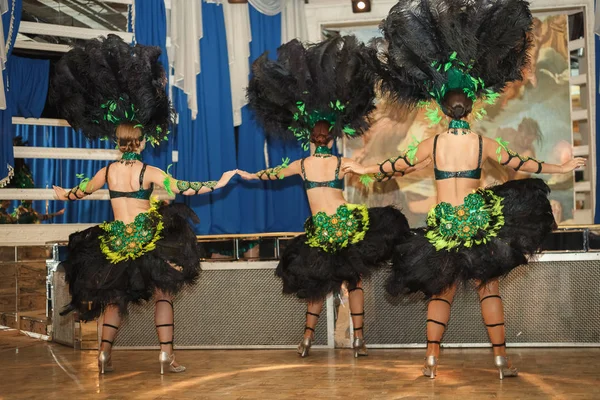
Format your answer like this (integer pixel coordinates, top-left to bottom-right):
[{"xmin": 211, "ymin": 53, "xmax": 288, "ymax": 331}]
[{"xmin": 1, "ymin": 329, "xmax": 599, "ymax": 400}]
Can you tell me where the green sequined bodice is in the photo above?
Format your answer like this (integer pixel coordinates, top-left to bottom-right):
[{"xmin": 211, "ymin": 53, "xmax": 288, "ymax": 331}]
[
  {"xmin": 305, "ymin": 204, "xmax": 369, "ymax": 253},
  {"xmin": 99, "ymin": 205, "xmax": 163, "ymax": 263},
  {"xmin": 425, "ymin": 189, "xmax": 505, "ymax": 251}
]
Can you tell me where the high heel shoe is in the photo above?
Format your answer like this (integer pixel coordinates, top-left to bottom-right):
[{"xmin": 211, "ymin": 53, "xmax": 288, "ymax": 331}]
[
  {"xmin": 422, "ymin": 355, "xmax": 438, "ymax": 379},
  {"xmin": 98, "ymin": 350, "xmax": 114, "ymax": 374},
  {"xmin": 494, "ymin": 355, "xmax": 518, "ymax": 380},
  {"xmin": 352, "ymin": 337, "xmax": 368, "ymax": 358},
  {"xmin": 297, "ymin": 336, "xmax": 313, "ymax": 357},
  {"xmin": 159, "ymin": 351, "xmax": 186, "ymax": 375}
]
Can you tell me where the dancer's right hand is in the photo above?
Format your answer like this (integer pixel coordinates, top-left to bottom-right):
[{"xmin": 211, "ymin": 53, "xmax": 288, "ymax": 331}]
[
  {"xmin": 237, "ymin": 170, "xmax": 257, "ymax": 180},
  {"xmin": 52, "ymin": 185, "xmax": 68, "ymax": 200},
  {"xmin": 215, "ymin": 170, "xmax": 238, "ymax": 189},
  {"xmin": 560, "ymin": 157, "xmax": 586, "ymax": 173}
]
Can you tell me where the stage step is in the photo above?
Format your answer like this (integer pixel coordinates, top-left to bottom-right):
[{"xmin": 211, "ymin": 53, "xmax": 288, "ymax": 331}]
[
  {"xmin": 0, "ymin": 311, "xmax": 49, "ymax": 336},
  {"xmin": 19, "ymin": 310, "xmax": 49, "ymax": 336}
]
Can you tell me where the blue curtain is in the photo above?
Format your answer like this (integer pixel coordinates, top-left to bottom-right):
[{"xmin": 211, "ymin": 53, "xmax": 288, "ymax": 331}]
[
  {"xmin": 0, "ymin": 0, "xmax": 22, "ymax": 185},
  {"xmin": 133, "ymin": 0, "xmax": 172, "ymax": 171},
  {"xmin": 13, "ymin": 125, "xmax": 112, "ymax": 224},
  {"xmin": 173, "ymin": 3, "xmax": 240, "ymax": 234},
  {"xmin": 595, "ymin": 29, "xmax": 600, "ymax": 223},
  {"xmin": 9, "ymin": 56, "xmax": 49, "ymax": 117},
  {"xmin": 266, "ymin": 137, "xmax": 310, "ymax": 231},
  {"xmin": 236, "ymin": 6, "xmax": 281, "ymax": 233}
]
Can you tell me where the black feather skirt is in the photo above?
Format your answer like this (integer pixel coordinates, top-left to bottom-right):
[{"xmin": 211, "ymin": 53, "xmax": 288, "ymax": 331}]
[
  {"xmin": 276, "ymin": 204, "xmax": 410, "ymax": 302},
  {"xmin": 60, "ymin": 202, "xmax": 202, "ymax": 321},
  {"xmin": 387, "ymin": 178, "xmax": 556, "ymax": 297}
]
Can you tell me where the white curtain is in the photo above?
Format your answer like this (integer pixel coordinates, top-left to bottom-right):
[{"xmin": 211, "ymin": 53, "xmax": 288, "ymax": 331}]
[
  {"xmin": 170, "ymin": 0, "xmax": 204, "ymax": 119},
  {"xmin": 281, "ymin": 0, "xmax": 308, "ymax": 43},
  {"xmin": 248, "ymin": 0, "xmax": 283, "ymax": 16},
  {"xmin": 222, "ymin": 2, "xmax": 251, "ymax": 126}
]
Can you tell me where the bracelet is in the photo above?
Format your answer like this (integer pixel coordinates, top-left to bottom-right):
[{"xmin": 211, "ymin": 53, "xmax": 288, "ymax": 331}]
[{"xmin": 176, "ymin": 180, "xmax": 217, "ymax": 194}]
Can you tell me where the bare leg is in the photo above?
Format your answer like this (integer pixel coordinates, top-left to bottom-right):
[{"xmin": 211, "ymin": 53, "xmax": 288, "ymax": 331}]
[
  {"xmin": 154, "ymin": 290, "xmax": 180, "ymax": 368},
  {"xmin": 298, "ymin": 299, "xmax": 324, "ymax": 357},
  {"xmin": 477, "ymin": 279, "xmax": 518, "ymax": 378},
  {"xmin": 348, "ymin": 281, "xmax": 364, "ymax": 339},
  {"xmin": 348, "ymin": 281, "xmax": 368, "ymax": 357},
  {"xmin": 98, "ymin": 304, "xmax": 121, "ymax": 373},
  {"xmin": 425, "ymin": 284, "xmax": 458, "ymax": 358},
  {"xmin": 100, "ymin": 304, "xmax": 121, "ymax": 352},
  {"xmin": 304, "ymin": 300, "xmax": 324, "ymax": 339},
  {"xmin": 477, "ymin": 280, "xmax": 507, "ymax": 357}
]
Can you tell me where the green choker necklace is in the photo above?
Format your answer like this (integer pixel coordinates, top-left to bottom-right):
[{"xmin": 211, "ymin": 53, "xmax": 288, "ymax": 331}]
[
  {"xmin": 314, "ymin": 146, "xmax": 333, "ymax": 158},
  {"xmin": 449, "ymin": 120, "xmax": 470, "ymax": 135},
  {"xmin": 120, "ymin": 152, "xmax": 142, "ymax": 165}
]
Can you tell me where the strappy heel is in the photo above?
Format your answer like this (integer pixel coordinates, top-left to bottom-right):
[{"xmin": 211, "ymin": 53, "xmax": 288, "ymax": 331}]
[
  {"xmin": 351, "ymin": 313, "xmax": 367, "ymax": 357},
  {"xmin": 422, "ymin": 355, "xmax": 438, "ymax": 379},
  {"xmin": 155, "ymin": 299, "xmax": 185, "ymax": 374},
  {"xmin": 348, "ymin": 287, "xmax": 368, "ymax": 358},
  {"xmin": 480, "ymin": 295, "xmax": 518, "ymax": 380},
  {"xmin": 423, "ymin": 298, "xmax": 452, "ymax": 379},
  {"xmin": 298, "ymin": 311, "xmax": 318, "ymax": 357},
  {"xmin": 98, "ymin": 323, "xmax": 118, "ymax": 374},
  {"xmin": 494, "ymin": 353, "xmax": 518, "ymax": 380}
]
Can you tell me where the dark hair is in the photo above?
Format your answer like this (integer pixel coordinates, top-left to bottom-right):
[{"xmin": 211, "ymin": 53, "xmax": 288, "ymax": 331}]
[
  {"xmin": 441, "ymin": 90, "xmax": 473, "ymax": 119},
  {"xmin": 116, "ymin": 124, "xmax": 143, "ymax": 153},
  {"xmin": 310, "ymin": 121, "xmax": 332, "ymax": 146}
]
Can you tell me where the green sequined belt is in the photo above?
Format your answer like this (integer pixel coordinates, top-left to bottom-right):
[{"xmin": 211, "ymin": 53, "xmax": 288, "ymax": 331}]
[
  {"xmin": 99, "ymin": 204, "xmax": 164, "ymax": 263},
  {"xmin": 425, "ymin": 189, "xmax": 505, "ymax": 251},
  {"xmin": 305, "ymin": 204, "xmax": 370, "ymax": 253}
]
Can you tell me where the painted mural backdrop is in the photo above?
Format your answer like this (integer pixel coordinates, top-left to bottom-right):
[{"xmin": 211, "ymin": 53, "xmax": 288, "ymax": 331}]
[{"xmin": 341, "ymin": 14, "xmax": 574, "ymax": 226}]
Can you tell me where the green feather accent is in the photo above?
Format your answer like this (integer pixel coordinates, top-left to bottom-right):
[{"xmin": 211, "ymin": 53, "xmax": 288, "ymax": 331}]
[
  {"xmin": 424, "ymin": 106, "xmax": 443, "ymax": 126},
  {"xmin": 74, "ymin": 173, "xmax": 91, "ymax": 192},
  {"xmin": 495, "ymin": 137, "xmax": 510, "ymax": 162},
  {"xmin": 484, "ymin": 91, "xmax": 500, "ymax": 105},
  {"xmin": 162, "ymin": 165, "xmax": 176, "ymax": 197},
  {"xmin": 406, "ymin": 136, "xmax": 421, "ymax": 164},
  {"xmin": 343, "ymin": 126, "xmax": 356, "ymax": 136},
  {"xmin": 163, "ymin": 175, "xmax": 174, "ymax": 197},
  {"xmin": 359, "ymin": 174, "xmax": 375, "ymax": 187}
]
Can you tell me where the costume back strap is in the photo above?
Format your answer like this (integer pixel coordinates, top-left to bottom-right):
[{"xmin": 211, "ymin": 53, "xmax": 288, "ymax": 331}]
[
  {"xmin": 334, "ymin": 156, "xmax": 342, "ymax": 180},
  {"xmin": 300, "ymin": 158, "xmax": 307, "ymax": 179},
  {"xmin": 433, "ymin": 135, "xmax": 439, "ymax": 169},
  {"xmin": 139, "ymin": 163, "xmax": 148, "ymax": 188}
]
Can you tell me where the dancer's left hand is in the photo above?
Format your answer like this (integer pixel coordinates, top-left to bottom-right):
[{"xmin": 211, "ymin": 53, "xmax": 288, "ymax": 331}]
[{"xmin": 341, "ymin": 160, "xmax": 366, "ymax": 175}]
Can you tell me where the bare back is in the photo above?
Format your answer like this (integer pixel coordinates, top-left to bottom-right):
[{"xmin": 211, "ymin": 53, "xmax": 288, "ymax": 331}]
[
  {"xmin": 301, "ymin": 156, "xmax": 349, "ymax": 215},
  {"xmin": 429, "ymin": 132, "xmax": 485, "ymax": 206},
  {"xmin": 106, "ymin": 161, "xmax": 153, "ymax": 223}
]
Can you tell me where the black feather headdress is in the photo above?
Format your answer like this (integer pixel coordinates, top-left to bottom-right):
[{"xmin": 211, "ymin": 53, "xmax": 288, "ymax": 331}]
[
  {"xmin": 247, "ymin": 35, "xmax": 377, "ymax": 149},
  {"xmin": 50, "ymin": 34, "xmax": 174, "ymax": 146},
  {"xmin": 374, "ymin": 0, "xmax": 533, "ymax": 122}
]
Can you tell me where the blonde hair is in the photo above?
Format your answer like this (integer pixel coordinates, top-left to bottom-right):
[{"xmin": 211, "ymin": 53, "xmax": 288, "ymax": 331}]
[{"xmin": 116, "ymin": 124, "xmax": 143, "ymax": 153}]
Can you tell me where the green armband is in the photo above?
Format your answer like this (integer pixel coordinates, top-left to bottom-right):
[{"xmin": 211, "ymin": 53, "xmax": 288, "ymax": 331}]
[
  {"xmin": 176, "ymin": 180, "xmax": 217, "ymax": 194},
  {"xmin": 257, "ymin": 158, "xmax": 290, "ymax": 180},
  {"xmin": 495, "ymin": 138, "xmax": 543, "ymax": 174}
]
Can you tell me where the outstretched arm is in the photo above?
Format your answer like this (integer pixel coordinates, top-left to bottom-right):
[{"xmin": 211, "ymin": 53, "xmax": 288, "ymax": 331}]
[
  {"xmin": 53, "ymin": 167, "xmax": 107, "ymax": 201},
  {"xmin": 35, "ymin": 209, "xmax": 65, "ymax": 222},
  {"xmin": 238, "ymin": 159, "xmax": 301, "ymax": 181},
  {"xmin": 486, "ymin": 137, "xmax": 586, "ymax": 174},
  {"xmin": 146, "ymin": 167, "xmax": 238, "ymax": 196},
  {"xmin": 342, "ymin": 137, "xmax": 432, "ymax": 181}
]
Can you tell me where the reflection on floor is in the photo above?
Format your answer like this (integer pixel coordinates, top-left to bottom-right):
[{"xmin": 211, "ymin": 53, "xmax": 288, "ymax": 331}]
[{"xmin": 1, "ymin": 328, "xmax": 599, "ymax": 400}]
